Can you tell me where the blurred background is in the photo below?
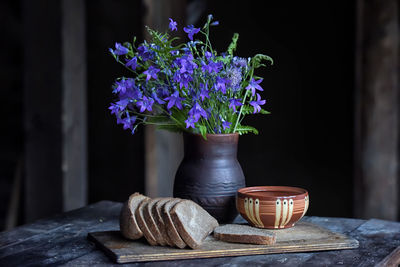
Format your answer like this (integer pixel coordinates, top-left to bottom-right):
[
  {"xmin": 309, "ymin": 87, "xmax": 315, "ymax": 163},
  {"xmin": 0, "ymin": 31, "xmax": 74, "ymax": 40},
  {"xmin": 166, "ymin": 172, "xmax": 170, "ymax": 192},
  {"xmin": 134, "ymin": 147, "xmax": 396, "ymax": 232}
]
[{"xmin": 1, "ymin": 0, "xmax": 399, "ymax": 231}]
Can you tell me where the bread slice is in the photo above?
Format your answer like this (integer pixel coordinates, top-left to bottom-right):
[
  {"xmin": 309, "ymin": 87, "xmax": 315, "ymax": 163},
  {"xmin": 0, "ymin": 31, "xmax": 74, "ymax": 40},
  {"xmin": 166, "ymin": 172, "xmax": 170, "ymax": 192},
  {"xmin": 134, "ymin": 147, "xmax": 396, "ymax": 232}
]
[
  {"xmin": 134, "ymin": 199, "xmax": 157, "ymax": 246},
  {"xmin": 213, "ymin": 224, "xmax": 276, "ymax": 245},
  {"xmin": 143, "ymin": 198, "xmax": 166, "ymax": 246},
  {"xmin": 119, "ymin": 193, "xmax": 149, "ymax": 240},
  {"xmin": 170, "ymin": 200, "xmax": 219, "ymax": 249},
  {"xmin": 152, "ymin": 198, "xmax": 174, "ymax": 247},
  {"xmin": 162, "ymin": 198, "xmax": 186, "ymax": 248}
]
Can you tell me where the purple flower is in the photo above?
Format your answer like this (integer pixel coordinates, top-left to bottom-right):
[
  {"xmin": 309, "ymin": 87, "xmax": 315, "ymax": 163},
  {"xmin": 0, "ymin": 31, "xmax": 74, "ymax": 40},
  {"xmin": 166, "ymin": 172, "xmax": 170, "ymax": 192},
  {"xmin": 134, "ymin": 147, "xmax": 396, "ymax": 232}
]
[
  {"xmin": 249, "ymin": 93, "xmax": 266, "ymax": 113},
  {"xmin": 164, "ymin": 91, "xmax": 184, "ymax": 110},
  {"xmin": 185, "ymin": 116, "xmax": 196, "ymax": 129},
  {"xmin": 126, "ymin": 57, "xmax": 138, "ymax": 70},
  {"xmin": 203, "ymin": 61, "xmax": 222, "ymax": 74},
  {"xmin": 189, "ymin": 102, "xmax": 208, "ymax": 121},
  {"xmin": 245, "ymin": 78, "xmax": 264, "ymax": 96},
  {"xmin": 109, "ymin": 103, "xmax": 120, "ymax": 115},
  {"xmin": 116, "ymin": 98, "xmax": 130, "ymax": 111},
  {"xmin": 214, "ymin": 77, "xmax": 228, "ymax": 94},
  {"xmin": 169, "ymin": 18, "xmax": 177, "ymax": 31},
  {"xmin": 222, "ymin": 120, "xmax": 231, "ymax": 130},
  {"xmin": 199, "ymin": 84, "xmax": 210, "ymax": 101},
  {"xmin": 205, "ymin": 51, "xmax": 213, "ymax": 60},
  {"xmin": 111, "ymin": 42, "xmax": 129, "ymax": 55},
  {"xmin": 143, "ymin": 66, "xmax": 160, "ymax": 81},
  {"xmin": 211, "ymin": 21, "xmax": 219, "ymax": 26},
  {"xmin": 138, "ymin": 44, "xmax": 153, "ymax": 61},
  {"xmin": 229, "ymin": 98, "xmax": 243, "ymax": 112},
  {"xmin": 173, "ymin": 71, "xmax": 193, "ymax": 89},
  {"xmin": 136, "ymin": 96, "xmax": 154, "ymax": 112},
  {"xmin": 183, "ymin": 25, "xmax": 200, "ymax": 40},
  {"xmin": 117, "ymin": 115, "xmax": 136, "ymax": 130},
  {"xmin": 152, "ymin": 91, "xmax": 165, "ymax": 104}
]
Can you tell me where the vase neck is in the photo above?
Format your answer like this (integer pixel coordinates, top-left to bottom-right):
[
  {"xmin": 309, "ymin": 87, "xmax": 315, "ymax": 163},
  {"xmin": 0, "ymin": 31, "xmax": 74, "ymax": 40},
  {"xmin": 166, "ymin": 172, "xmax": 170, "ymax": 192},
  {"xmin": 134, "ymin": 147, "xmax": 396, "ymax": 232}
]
[{"xmin": 183, "ymin": 133, "xmax": 239, "ymax": 158}]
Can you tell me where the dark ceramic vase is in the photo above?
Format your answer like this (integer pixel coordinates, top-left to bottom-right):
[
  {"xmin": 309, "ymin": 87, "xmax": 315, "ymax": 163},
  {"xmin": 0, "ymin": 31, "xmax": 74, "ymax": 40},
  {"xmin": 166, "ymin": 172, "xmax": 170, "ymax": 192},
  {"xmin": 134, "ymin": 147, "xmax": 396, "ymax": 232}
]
[{"xmin": 173, "ymin": 132, "xmax": 246, "ymax": 223}]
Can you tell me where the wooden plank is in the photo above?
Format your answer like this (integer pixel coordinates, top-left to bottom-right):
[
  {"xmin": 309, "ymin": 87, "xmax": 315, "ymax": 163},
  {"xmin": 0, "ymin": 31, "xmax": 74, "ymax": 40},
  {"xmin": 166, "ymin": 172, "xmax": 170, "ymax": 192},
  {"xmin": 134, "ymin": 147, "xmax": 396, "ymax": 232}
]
[
  {"xmin": 303, "ymin": 218, "xmax": 400, "ymax": 266},
  {"xmin": 23, "ymin": 0, "xmax": 63, "ymax": 223},
  {"xmin": 88, "ymin": 222, "xmax": 358, "ymax": 263},
  {"xmin": 376, "ymin": 246, "xmax": 400, "ymax": 267},
  {"xmin": 354, "ymin": 0, "xmax": 399, "ymax": 220},
  {"xmin": 61, "ymin": 0, "xmax": 88, "ymax": 211},
  {"xmin": 0, "ymin": 201, "xmax": 121, "ymax": 266},
  {"xmin": 0, "ymin": 201, "xmax": 120, "ymax": 249}
]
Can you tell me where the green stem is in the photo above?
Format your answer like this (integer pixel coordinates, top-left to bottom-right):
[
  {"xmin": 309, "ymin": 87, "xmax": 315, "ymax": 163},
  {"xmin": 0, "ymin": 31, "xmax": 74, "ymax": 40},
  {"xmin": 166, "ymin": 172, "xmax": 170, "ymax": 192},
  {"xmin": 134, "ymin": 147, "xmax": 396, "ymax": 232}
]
[{"xmin": 233, "ymin": 89, "xmax": 250, "ymax": 132}]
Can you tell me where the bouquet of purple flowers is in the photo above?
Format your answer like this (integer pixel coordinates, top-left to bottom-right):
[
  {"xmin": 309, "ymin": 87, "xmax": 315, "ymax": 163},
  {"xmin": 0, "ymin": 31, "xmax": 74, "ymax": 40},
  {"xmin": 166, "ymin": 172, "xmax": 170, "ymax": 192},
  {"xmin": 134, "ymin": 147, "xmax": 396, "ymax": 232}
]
[{"xmin": 109, "ymin": 14, "xmax": 272, "ymax": 138}]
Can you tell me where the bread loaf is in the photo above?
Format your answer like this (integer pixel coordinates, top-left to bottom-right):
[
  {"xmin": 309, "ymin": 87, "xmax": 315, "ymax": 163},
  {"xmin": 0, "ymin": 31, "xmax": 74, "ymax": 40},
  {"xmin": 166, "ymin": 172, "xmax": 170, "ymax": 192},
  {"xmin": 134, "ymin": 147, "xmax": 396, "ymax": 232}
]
[{"xmin": 120, "ymin": 194, "xmax": 219, "ymax": 249}]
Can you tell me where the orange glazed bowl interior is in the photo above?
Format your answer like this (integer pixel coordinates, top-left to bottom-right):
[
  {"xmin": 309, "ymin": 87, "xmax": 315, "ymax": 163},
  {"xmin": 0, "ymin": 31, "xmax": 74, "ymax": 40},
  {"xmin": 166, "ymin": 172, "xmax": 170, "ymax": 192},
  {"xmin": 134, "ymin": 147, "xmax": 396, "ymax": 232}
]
[{"xmin": 236, "ymin": 186, "xmax": 309, "ymax": 229}]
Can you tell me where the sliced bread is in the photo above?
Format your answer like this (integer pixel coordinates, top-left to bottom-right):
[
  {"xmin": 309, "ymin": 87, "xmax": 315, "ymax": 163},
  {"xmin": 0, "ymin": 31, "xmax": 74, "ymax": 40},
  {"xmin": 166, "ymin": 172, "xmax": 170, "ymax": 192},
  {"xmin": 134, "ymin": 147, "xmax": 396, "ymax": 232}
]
[
  {"xmin": 170, "ymin": 199, "xmax": 219, "ymax": 249},
  {"xmin": 134, "ymin": 199, "xmax": 158, "ymax": 246},
  {"xmin": 162, "ymin": 198, "xmax": 186, "ymax": 248},
  {"xmin": 213, "ymin": 224, "xmax": 276, "ymax": 245},
  {"xmin": 143, "ymin": 198, "xmax": 166, "ymax": 246},
  {"xmin": 119, "ymin": 193, "xmax": 149, "ymax": 240},
  {"xmin": 151, "ymin": 198, "xmax": 174, "ymax": 247}
]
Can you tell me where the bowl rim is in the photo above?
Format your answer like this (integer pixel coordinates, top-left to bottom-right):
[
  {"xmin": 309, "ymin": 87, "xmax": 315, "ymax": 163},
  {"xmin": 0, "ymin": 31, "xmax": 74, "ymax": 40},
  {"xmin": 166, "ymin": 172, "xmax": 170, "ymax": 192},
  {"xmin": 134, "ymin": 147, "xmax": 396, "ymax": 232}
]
[{"xmin": 237, "ymin": 186, "xmax": 308, "ymax": 200}]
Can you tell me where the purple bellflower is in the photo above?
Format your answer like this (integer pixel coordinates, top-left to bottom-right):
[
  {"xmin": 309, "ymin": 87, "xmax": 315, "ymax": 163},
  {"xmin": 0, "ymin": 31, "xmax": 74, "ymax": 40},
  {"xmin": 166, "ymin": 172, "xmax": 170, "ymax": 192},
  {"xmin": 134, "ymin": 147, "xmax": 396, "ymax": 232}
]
[
  {"xmin": 164, "ymin": 91, "xmax": 184, "ymax": 110},
  {"xmin": 183, "ymin": 25, "xmax": 200, "ymax": 40},
  {"xmin": 185, "ymin": 116, "xmax": 196, "ymax": 129},
  {"xmin": 143, "ymin": 66, "xmax": 160, "ymax": 81},
  {"xmin": 215, "ymin": 77, "xmax": 228, "ymax": 93},
  {"xmin": 125, "ymin": 57, "xmax": 138, "ymax": 70},
  {"xmin": 169, "ymin": 18, "xmax": 177, "ymax": 31},
  {"xmin": 117, "ymin": 114, "xmax": 136, "ymax": 130},
  {"xmin": 136, "ymin": 96, "xmax": 154, "ymax": 112},
  {"xmin": 222, "ymin": 120, "xmax": 231, "ymax": 130},
  {"xmin": 249, "ymin": 93, "xmax": 266, "ymax": 113},
  {"xmin": 189, "ymin": 102, "xmax": 208, "ymax": 121},
  {"xmin": 245, "ymin": 78, "xmax": 264, "ymax": 96},
  {"xmin": 111, "ymin": 42, "xmax": 129, "ymax": 55},
  {"xmin": 229, "ymin": 98, "xmax": 243, "ymax": 112}
]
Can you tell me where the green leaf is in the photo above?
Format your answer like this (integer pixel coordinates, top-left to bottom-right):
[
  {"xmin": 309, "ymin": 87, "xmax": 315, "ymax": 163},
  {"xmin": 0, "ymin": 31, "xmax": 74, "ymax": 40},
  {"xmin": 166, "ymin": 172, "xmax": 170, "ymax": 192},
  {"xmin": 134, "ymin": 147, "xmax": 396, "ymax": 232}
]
[
  {"xmin": 251, "ymin": 54, "xmax": 273, "ymax": 68},
  {"xmin": 241, "ymin": 105, "xmax": 255, "ymax": 115},
  {"xmin": 235, "ymin": 125, "xmax": 259, "ymax": 135},
  {"xmin": 227, "ymin": 33, "xmax": 239, "ymax": 56},
  {"xmin": 198, "ymin": 125, "xmax": 207, "ymax": 140},
  {"xmin": 260, "ymin": 108, "xmax": 271, "ymax": 115}
]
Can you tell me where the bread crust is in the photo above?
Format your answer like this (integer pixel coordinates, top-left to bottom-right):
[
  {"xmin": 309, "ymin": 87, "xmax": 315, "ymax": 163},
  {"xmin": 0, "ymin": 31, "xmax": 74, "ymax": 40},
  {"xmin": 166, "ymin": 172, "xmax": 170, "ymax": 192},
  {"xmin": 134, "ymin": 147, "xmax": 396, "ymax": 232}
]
[
  {"xmin": 119, "ymin": 193, "xmax": 149, "ymax": 240},
  {"xmin": 162, "ymin": 199, "xmax": 186, "ymax": 248},
  {"xmin": 134, "ymin": 199, "xmax": 158, "ymax": 246}
]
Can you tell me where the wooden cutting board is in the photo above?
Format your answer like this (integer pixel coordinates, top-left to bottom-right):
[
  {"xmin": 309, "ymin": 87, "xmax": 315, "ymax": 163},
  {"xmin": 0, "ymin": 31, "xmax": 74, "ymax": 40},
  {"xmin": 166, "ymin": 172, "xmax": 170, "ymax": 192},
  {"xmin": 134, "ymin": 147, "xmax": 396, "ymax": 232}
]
[{"xmin": 88, "ymin": 222, "xmax": 359, "ymax": 263}]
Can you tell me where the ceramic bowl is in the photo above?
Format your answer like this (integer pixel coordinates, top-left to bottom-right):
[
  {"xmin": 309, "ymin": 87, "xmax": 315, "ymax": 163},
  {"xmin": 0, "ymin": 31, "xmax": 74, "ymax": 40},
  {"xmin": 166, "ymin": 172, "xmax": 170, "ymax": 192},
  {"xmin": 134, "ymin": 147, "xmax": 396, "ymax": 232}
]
[{"xmin": 236, "ymin": 186, "xmax": 309, "ymax": 229}]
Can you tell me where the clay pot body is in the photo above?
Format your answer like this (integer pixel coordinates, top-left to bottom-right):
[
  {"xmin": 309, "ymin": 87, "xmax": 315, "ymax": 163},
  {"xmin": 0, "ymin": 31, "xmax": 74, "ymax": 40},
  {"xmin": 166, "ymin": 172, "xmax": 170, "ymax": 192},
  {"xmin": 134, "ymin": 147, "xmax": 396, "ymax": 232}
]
[
  {"xmin": 237, "ymin": 186, "xmax": 309, "ymax": 229},
  {"xmin": 173, "ymin": 133, "xmax": 246, "ymax": 223}
]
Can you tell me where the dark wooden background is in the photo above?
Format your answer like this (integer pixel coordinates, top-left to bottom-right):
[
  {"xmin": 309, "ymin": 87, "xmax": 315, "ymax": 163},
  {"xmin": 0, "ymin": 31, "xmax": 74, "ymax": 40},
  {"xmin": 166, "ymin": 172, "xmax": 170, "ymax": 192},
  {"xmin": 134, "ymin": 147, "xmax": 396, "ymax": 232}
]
[{"xmin": 1, "ymin": 0, "xmax": 398, "ymax": 231}]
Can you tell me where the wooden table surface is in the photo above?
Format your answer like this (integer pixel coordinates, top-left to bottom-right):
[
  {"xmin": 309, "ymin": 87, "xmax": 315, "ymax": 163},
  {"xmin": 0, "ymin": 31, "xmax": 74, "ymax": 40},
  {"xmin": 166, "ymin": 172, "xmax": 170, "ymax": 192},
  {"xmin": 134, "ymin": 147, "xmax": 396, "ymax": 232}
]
[{"xmin": 0, "ymin": 201, "xmax": 399, "ymax": 266}]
